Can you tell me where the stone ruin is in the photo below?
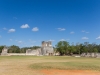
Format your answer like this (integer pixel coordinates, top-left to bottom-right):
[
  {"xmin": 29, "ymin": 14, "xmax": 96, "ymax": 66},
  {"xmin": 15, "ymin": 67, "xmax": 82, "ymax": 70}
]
[
  {"xmin": 1, "ymin": 47, "xmax": 8, "ymax": 55},
  {"xmin": 26, "ymin": 41, "xmax": 54, "ymax": 56},
  {"xmin": 26, "ymin": 48, "xmax": 41, "ymax": 55},
  {"xmin": 81, "ymin": 53, "xmax": 100, "ymax": 58},
  {"xmin": 0, "ymin": 41, "xmax": 54, "ymax": 56},
  {"xmin": 41, "ymin": 41, "xmax": 54, "ymax": 55}
]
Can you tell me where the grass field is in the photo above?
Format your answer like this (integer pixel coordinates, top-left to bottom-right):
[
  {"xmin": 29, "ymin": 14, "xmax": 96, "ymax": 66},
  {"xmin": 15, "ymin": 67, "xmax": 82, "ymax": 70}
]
[{"xmin": 0, "ymin": 56, "xmax": 100, "ymax": 75}]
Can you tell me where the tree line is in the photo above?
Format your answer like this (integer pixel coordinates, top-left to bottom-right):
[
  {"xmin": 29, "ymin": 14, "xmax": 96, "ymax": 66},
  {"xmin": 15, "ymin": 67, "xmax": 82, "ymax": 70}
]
[
  {"xmin": 55, "ymin": 41, "xmax": 100, "ymax": 56},
  {"xmin": 0, "ymin": 41, "xmax": 100, "ymax": 56},
  {"xmin": 0, "ymin": 45, "xmax": 40, "ymax": 53}
]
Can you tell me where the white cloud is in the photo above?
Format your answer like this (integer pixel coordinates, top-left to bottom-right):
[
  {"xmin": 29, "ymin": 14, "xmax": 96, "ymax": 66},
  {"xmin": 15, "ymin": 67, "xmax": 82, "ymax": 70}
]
[
  {"xmin": 82, "ymin": 30, "xmax": 85, "ymax": 32},
  {"xmin": 3, "ymin": 28, "xmax": 7, "ymax": 30},
  {"xmin": 60, "ymin": 39, "xmax": 66, "ymax": 41},
  {"xmin": 18, "ymin": 41, "xmax": 23, "ymax": 44},
  {"xmin": 9, "ymin": 39, "xmax": 13, "ymax": 41},
  {"xmin": 29, "ymin": 39, "xmax": 36, "ymax": 43},
  {"xmin": 57, "ymin": 28, "xmax": 66, "ymax": 31},
  {"xmin": 13, "ymin": 17, "xmax": 17, "ymax": 19},
  {"xmin": 70, "ymin": 31, "xmax": 75, "ymax": 34},
  {"xmin": 86, "ymin": 32, "xmax": 89, "ymax": 33},
  {"xmin": 82, "ymin": 37, "xmax": 89, "ymax": 40},
  {"xmin": 82, "ymin": 30, "xmax": 89, "ymax": 33},
  {"xmin": 32, "ymin": 27, "xmax": 39, "ymax": 31},
  {"xmin": 20, "ymin": 24, "xmax": 29, "ymax": 28},
  {"xmin": 8, "ymin": 29, "xmax": 15, "ymax": 33},
  {"xmin": 96, "ymin": 36, "xmax": 100, "ymax": 40}
]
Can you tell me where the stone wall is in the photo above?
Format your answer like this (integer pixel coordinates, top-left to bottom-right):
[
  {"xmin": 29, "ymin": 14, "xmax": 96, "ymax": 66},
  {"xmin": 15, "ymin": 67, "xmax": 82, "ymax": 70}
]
[
  {"xmin": 81, "ymin": 53, "xmax": 100, "ymax": 58},
  {"xmin": 25, "ymin": 41, "xmax": 54, "ymax": 56},
  {"xmin": 26, "ymin": 48, "xmax": 41, "ymax": 56},
  {"xmin": 8, "ymin": 53, "xmax": 26, "ymax": 56},
  {"xmin": 41, "ymin": 41, "xmax": 54, "ymax": 55},
  {"xmin": 1, "ymin": 47, "xmax": 8, "ymax": 56},
  {"xmin": 41, "ymin": 47, "xmax": 54, "ymax": 55}
]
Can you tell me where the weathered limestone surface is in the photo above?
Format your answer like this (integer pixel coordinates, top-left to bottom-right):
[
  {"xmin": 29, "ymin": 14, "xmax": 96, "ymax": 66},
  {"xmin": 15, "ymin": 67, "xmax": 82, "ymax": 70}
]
[
  {"xmin": 26, "ymin": 48, "xmax": 41, "ymax": 55},
  {"xmin": 1, "ymin": 47, "xmax": 8, "ymax": 55},
  {"xmin": 81, "ymin": 53, "xmax": 100, "ymax": 58},
  {"xmin": 26, "ymin": 41, "xmax": 54, "ymax": 56}
]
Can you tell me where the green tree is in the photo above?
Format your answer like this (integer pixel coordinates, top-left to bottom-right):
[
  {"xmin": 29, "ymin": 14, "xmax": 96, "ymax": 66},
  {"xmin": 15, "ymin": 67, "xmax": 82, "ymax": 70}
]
[
  {"xmin": 68, "ymin": 46, "xmax": 76, "ymax": 55},
  {"xmin": 20, "ymin": 48, "xmax": 27, "ymax": 53},
  {"xmin": 83, "ymin": 46, "xmax": 88, "ymax": 54},
  {"xmin": 31, "ymin": 46, "xmax": 40, "ymax": 49},
  {"xmin": 8, "ymin": 45, "xmax": 20, "ymax": 53},
  {"xmin": 56, "ymin": 41, "xmax": 69, "ymax": 55},
  {"xmin": 93, "ymin": 48, "xmax": 98, "ymax": 53},
  {"xmin": 76, "ymin": 43, "xmax": 81, "ymax": 55},
  {"xmin": 0, "ymin": 46, "xmax": 4, "ymax": 53}
]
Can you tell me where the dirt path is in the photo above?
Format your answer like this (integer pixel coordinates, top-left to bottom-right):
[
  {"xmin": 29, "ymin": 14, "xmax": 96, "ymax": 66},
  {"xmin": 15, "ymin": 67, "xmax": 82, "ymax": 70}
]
[{"xmin": 41, "ymin": 69, "xmax": 100, "ymax": 75}]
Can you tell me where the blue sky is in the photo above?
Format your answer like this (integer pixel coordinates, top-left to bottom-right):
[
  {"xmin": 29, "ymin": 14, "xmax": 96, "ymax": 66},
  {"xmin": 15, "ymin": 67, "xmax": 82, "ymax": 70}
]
[{"xmin": 0, "ymin": 0, "xmax": 100, "ymax": 47}]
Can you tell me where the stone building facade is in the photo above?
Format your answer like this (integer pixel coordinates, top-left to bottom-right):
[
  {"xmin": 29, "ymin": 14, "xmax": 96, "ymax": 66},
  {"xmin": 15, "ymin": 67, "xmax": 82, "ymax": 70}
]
[
  {"xmin": 26, "ymin": 41, "xmax": 54, "ymax": 56},
  {"xmin": 1, "ymin": 47, "xmax": 8, "ymax": 55},
  {"xmin": 41, "ymin": 41, "xmax": 54, "ymax": 55},
  {"xmin": 26, "ymin": 48, "xmax": 41, "ymax": 55}
]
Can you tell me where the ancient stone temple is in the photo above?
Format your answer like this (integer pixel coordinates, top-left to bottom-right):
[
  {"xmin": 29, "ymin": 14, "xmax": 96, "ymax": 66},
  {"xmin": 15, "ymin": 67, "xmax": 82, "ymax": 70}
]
[
  {"xmin": 41, "ymin": 41, "xmax": 54, "ymax": 55},
  {"xmin": 26, "ymin": 41, "xmax": 54, "ymax": 56},
  {"xmin": 1, "ymin": 47, "xmax": 8, "ymax": 55}
]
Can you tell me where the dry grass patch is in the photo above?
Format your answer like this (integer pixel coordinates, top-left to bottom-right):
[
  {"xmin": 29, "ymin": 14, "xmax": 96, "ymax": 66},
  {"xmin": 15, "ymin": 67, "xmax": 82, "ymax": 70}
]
[{"xmin": 0, "ymin": 56, "xmax": 100, "ymax": 75}]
